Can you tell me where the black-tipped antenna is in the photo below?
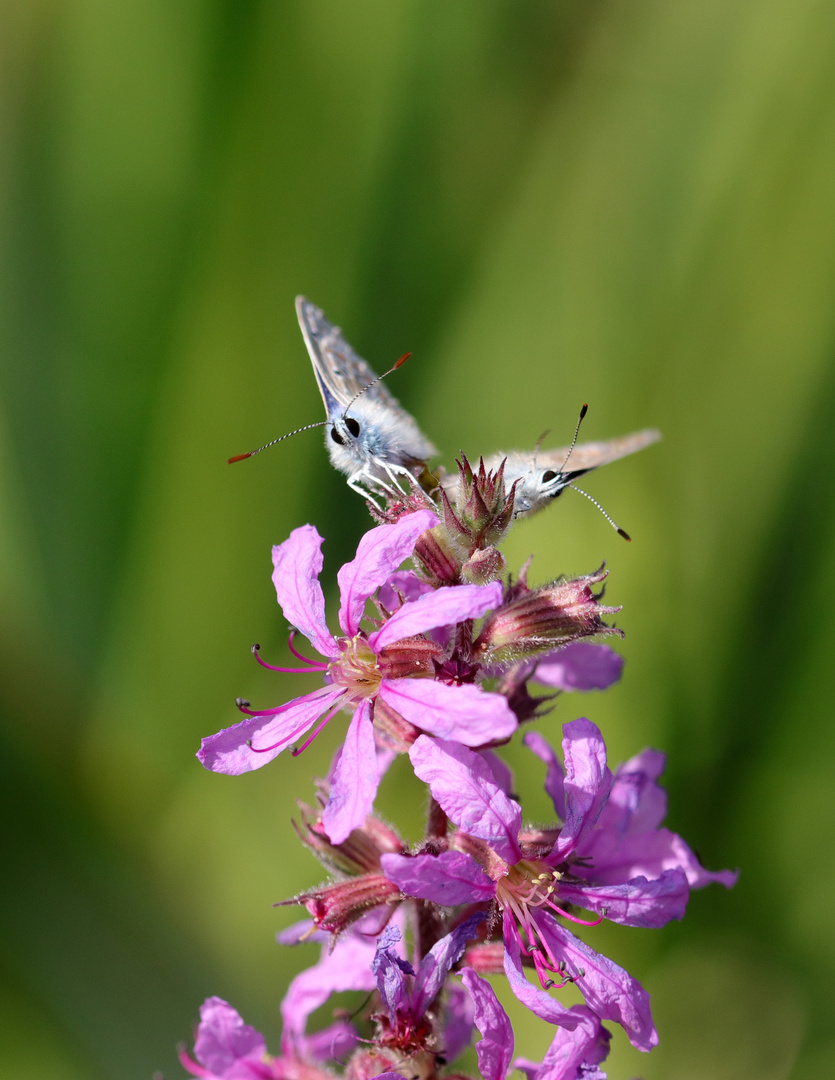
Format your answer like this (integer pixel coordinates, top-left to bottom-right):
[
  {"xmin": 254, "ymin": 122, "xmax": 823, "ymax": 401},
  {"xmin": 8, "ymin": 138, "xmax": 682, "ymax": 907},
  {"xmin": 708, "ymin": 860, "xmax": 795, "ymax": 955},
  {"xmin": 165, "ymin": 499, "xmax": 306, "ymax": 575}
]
[
  {"xmin": 558, "ymin": 403, "xmax": 589, "ymax": 473},
  {"xmin": 227, "ymin": 420, "xmax": 328, "ymax": 463},
  {"xmin": 340, "ymin": 352, "xmax": 412, "ymax": 418},
  {"xmin": 569, "ymin": 483, "xmax": 632, "ymax": 542}
]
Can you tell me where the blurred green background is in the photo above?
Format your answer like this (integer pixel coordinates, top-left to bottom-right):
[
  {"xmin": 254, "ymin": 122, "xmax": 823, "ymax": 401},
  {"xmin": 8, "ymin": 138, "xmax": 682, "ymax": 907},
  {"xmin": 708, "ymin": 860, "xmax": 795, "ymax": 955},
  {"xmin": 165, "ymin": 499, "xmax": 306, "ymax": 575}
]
[{"xmin": 1, "ymin": 1, "xmax": 832, "ymax": 1077}]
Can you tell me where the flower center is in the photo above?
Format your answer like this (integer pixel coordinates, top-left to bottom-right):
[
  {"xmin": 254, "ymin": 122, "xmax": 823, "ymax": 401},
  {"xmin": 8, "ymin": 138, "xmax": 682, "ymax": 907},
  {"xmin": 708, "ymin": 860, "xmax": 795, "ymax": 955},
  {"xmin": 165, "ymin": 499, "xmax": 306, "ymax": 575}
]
[{"xmin": 328, "ymin": 636, "xmax": 382, "ymax": 700}]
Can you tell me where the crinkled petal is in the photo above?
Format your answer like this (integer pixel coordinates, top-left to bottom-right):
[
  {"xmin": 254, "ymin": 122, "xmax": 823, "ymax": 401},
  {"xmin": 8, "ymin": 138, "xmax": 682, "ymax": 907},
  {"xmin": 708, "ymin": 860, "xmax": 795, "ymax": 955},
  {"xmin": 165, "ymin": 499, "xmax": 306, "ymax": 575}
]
[
  {"xmin": 280, "ymin": 933, "xmax": 378, "ymax": 1054},
  {"xmin": 555, "ymin": 868, "xmax": 690, "ymax": 927},
  {"xmin": 551, "ymin": 719, "xmax": 612, "ymax": 860},
  {"xmin": 382, "ymin": 850, "xmax": 496, "ymax": 906},
  {"xmin": 533, "ymin": 915, "xmax": 657, "ymax": 1052},
  {"xmin": 533, "ymin": 642, "xmax": 624, "ymax": 692},
  {"xmin": 461, "ymin": 968, "xmax": 514, "ymax": 1080},
  {"xmin": 502, "ymin": 913, "xmax": 588, "ymax": 1028},
  {"xmin": 380, "ymin": 678, "xmax": 517, "ymax": 746},
  {"xmin": 369, "ymin": 581, "xmax": 502, "ymax": 651},
  {"xmin": 410, "ymin": 736, "xmax": 522, "ymax": 864},
  {"xmin": 197, "ymin": 687, "xmax": 343, "ymax": 774},
  {"xmin": 322, "ymin": 702, "xmax": 378, "ymax": 844},
  {"xmin": 337, "ymin": 510, "xmax": 438, "ymax": 635},
  {"xmin": 596, "ymin": 750, "xmax": 668, "ymax": 836},
  {"xmin": 523, "ymin": 730, "xmax": 565, "ymax": 820},
  {"xmin": 192, "ymin": 997, "xmax": 267, "ymax": 1079},
  {"xmin": 271, "ymin": 525, "xmax": 336, "ymax": 659},
  {"xmin": 372, "ymin": 925, "xmax": 413, "ymax": 1021},
  {"xmin": 442, "ymin": 982, "xmax": 475, "ymax": 1065},
  {"xmin": 412, "ymin": 912, "xmax": 486, "ymax": 1016},
  {"xmin": 514, "ymin": 1006, "xmax": 610, "ymax": 1080}
]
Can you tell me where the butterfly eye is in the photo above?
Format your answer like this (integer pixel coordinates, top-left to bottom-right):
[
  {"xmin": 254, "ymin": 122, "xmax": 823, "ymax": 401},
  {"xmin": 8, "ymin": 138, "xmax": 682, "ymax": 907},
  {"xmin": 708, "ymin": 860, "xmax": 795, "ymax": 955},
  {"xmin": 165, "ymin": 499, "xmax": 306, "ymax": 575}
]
[
  {"xmin": 542, "ymin": 470, "xmax": 557, "ymax": 482},
  {"xmin": 330, "ymin": 428, "xmax": 345, "ymax": 446},
  {"xmin": 345, "ymin": 417, "xmax": 361, "ymax": 438}
]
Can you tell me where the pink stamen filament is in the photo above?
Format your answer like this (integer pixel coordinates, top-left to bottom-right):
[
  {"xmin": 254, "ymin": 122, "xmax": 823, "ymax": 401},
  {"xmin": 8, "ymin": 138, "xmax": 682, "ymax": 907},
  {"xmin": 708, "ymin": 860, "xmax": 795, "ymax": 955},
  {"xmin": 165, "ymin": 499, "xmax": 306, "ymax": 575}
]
[
  {"xmin": 291, "ymin": 697, "xmax": 346, "ymax": 756},
  {"xmin": 540, "ymin": 895, "xmax": 604, "ymax": 927},
  {"xmin": 287, "ymin": 631, "xmax": 330, "ymax": 667}
]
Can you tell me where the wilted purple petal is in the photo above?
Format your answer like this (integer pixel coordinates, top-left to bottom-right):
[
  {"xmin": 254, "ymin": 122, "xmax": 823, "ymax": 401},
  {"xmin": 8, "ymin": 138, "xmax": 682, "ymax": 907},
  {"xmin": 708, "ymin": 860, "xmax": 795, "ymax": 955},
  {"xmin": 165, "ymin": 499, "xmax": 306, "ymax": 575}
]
[
  {"xmin": 380, "ymin": 678, "xmax": 517, "ymax": 745},
  {"xmin": 533, "ymin": 642, "xmax": 624, "ymax": 692},
  {"xmin": 271, "ymin": 525, "xmax": 335, "ymax": 659},
  {"xmin": 372, "ymin": 925, "xmax": 413, "ymax": 1021},
  {"xmin": 515, "ymin": 1005, "xmax": 610, "ymax": 1080},
  {"xmin": 337, "ymin": 510, "xmax": 438, "ymax": 636},
  {"xmin": 461, "ymin": 968, "xmax": 514, "ymax": 1080},
  {"xmin": 523, "ymin": 730, "xmax": 565, "ymax": 820},
  {"xmin": 280, "ymin": 933, "xmax": 377, "ymax": 1054},
  {"xmin": 369, "ymin": 581, "xmax": 502, "ymax": 651},
  {"xmin": 534, "ymin": 916, "xmax": 657, "ymax": 1052},
  {"xmin": 410, "ymin": 736, "xmax": 522, "ymax": 864},
  {"xmin": 412, "ymin": 912, "xmax": 486, "ymax": 1016},
  {"xmin": 191, "ymin": 997, "xmax": 267, "ymax": 1080},
  {"xmin": 551, "ymin": 719, "xmax": 612, "ymax": 860},
  {"xmin": 502, "ymin": 913, "xmax": 587, "ymax": 1028},
  {"xmin": 381, "ymin": 850, "xmax": 496, "ymax": 906},
  {"xmin": 197, "ymin": 687, "xmax": 343, "ymax": 774},
  {"xmin": 322, "ymin": 702, "xmax": 378, "ymax": 844},
  {"xmin": 555, "ymin": 868, "xmax": 690, "ymax": 927}
]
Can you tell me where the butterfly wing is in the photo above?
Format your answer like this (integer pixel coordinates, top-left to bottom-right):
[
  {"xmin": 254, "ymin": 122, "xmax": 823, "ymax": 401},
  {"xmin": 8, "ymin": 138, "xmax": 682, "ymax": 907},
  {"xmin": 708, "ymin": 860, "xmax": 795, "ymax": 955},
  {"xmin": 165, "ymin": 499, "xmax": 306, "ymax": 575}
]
[
  {"xmin": 476, "ymin": 428, "xmax": 660, "ymax": 516},
  {"xmin": 295, "ymin": 297, "xmax": 437, "ymax": 493}
]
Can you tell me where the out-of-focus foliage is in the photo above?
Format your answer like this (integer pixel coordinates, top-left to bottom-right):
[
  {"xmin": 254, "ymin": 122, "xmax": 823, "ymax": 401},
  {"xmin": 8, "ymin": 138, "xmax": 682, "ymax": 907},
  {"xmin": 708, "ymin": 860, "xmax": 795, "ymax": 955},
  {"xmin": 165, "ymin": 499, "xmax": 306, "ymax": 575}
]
[{"xmin": 1, "ymin": 1, "xmax": 831, "ymax": 1077}]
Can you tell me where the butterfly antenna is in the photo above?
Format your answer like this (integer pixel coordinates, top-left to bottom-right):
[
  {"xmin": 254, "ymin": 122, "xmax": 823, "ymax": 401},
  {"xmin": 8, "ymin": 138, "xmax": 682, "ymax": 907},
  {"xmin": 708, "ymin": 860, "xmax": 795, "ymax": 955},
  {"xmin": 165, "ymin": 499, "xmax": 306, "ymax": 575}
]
[
  {"xmin": 227, "ymin": 420, "xmax": 328, "ymax": 463},
  {"xmin": 341, "ymin": 352, "xmax": 412, "ymax": 418},
  {"xmin": 558, "ymin": 403, "xmax": 589, "ymax": 472},
  {"xmin": 569, "ymin": 483, "xmax": 632, "ymax": 542}
]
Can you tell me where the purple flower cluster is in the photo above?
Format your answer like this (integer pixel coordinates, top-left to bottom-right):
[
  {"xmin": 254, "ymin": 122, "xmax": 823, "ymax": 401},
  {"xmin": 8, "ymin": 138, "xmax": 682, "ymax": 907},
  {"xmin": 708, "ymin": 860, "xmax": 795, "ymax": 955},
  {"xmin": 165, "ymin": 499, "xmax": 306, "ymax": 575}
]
[{"xmin": 183, "ymin": 460, "xmax": 737, "ymax": 1080}]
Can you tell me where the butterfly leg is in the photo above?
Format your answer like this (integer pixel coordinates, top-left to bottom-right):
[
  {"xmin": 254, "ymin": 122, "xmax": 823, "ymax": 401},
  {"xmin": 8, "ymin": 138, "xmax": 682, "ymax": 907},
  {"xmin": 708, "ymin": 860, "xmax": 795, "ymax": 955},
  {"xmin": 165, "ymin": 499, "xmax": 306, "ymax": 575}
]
[{"xmin": 346, "ymin": 471, "xmax": 386, "ymax": 510}]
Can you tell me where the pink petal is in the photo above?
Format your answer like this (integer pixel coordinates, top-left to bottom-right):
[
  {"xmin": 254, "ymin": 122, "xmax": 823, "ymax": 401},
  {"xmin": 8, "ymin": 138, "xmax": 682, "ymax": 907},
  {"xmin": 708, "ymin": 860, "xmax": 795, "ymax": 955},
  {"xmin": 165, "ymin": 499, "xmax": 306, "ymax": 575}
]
[
  {"xmin": 551, "ymin": 718, "xmax": 612, "ymax": 860},
  {"xmin": 192, "ymin": 997, "xmax": 266, "ymax": 1077},
  {"xmin": 197, "ymin": 687, "xmax": 343, "ymax": 774},
  {"xmin": 409, "ymin": 736, "xmax": 522, "ymax": 864},
  {"xmin": 502, "ymin": 912, "xmax": 588, "ymax": 1028},
  {"xmin": 280, "ymin": 932, "xmax": 378, "ymax": 1054},
  {"xmin": 271, "ymin": 525, "xmax": 336, "ymax": 659},
  {"xmin": 555, "ymin": 869, "xmax": 690, "ymax": 927},
  {"xmin": 377, "ymin": 570, "xmax": 435, "ymax": 611},
  {"xmin": 381, "ymin": 851, "xmax": 496, "ymax": 905},
  {"xmin": 337, "ymin": 510, "xmax": 438, "ymax": 635},
  {"xmin": 322, "ymin": 702, "xmax": 379, "ymax": 844},
  {"xmin": 379, "ymin": 678, "xmax": 517, "ymax": 746},
  {"xmin": 369, "ymin": 581, "xmax": 502, "ymax": 651},
  {"xmin": 533, "ymin": 642, "xmax": 624, "ymax": 691},
  {"xmin": 534, "ymin": 916, "xmax": 658, "ymax": 1052},
  {"xmin": 461, "ymin": 968, "xmax": 515, "ymax": 1080},
  {"xmin": 523, "ymin": 730, "xmax": 565, "ymax": 820}
]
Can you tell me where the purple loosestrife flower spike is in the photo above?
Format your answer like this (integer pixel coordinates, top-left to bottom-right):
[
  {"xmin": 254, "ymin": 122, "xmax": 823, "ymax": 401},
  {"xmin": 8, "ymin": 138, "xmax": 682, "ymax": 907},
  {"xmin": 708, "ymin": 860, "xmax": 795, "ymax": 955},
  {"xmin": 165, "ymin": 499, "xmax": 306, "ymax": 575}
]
[
  {"xmin": 382, "ymin": 723, "xmax": 735, "ymax": 1051},
  {"xmin": 197, "ymin": 510, "xmax": 518, "ymax": 843}
]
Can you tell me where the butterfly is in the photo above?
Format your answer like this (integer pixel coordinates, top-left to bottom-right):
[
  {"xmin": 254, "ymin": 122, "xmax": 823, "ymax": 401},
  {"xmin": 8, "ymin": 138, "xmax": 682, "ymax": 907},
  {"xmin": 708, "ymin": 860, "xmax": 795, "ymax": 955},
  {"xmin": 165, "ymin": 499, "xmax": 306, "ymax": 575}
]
[
  {"xmin": 443, "ymin": 422, "xmax": 660, "ymax": 537},
  {"xmin": 229, "ymin": 298, "xmax": 437, "ymax": 505},
  {"xmin": 297, "ymin": 296, "xmax": 437, "ymax": 501}
]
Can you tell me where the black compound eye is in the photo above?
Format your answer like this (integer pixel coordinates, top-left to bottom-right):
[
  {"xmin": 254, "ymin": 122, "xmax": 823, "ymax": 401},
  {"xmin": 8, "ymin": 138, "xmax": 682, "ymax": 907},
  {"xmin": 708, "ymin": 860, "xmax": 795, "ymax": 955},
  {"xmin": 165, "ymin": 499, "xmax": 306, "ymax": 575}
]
[
  {"xmin": 330, "ymin": 428, "xmax": 345, "ymax": 446},
  {"xmin": 542, "ymin": 470, "xmax": 557, "ymax": 483},
  {"xmin": 345, "ymin": 417, "xmax": 361, "ymax": 438}
]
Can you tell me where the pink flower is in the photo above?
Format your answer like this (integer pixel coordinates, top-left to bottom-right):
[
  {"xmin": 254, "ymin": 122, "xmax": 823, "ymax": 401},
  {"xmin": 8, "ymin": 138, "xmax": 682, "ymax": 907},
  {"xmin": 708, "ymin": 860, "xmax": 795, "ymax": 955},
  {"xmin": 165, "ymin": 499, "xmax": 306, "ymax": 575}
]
[{"xmin": 198, "ymin": 510, "xmax": 517, "ymax": 842}]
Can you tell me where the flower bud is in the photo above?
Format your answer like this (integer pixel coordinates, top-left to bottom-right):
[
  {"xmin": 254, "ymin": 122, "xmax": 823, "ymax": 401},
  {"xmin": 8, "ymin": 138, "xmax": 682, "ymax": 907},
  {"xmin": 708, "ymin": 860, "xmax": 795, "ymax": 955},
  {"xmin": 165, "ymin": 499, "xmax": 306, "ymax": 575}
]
[
  {"xmin": 285, "ymin": 873, "xmax": 403, "ymax": 937},
  {"xmin": 475, "ymin": 564, "xmax": 622, "ymax": 664}
]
